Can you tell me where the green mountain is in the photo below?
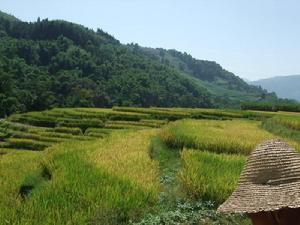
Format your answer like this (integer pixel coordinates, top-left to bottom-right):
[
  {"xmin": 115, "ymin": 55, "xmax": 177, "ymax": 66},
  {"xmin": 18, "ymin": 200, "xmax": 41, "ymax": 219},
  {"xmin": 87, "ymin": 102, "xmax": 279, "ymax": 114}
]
[
  {"xmin": 251, "ymin": 75, "xmax": 300, "ymax": 102},
  {"xmin": 128, "ymin": 45, "xmax": 276, "ymax": 106},
  {"xmin": 0, "ymin": 11, "xmax": 276, "ymax": 116}
]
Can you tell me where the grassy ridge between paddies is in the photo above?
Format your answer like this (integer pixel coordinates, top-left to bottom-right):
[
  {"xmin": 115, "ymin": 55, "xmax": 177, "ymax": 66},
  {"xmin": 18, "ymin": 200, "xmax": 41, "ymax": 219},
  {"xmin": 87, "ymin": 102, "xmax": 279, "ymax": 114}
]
[
  {"xmin": 179, "ymin": 149, "xmax": 246, "ymax": 204},
  {"xmin": 0, "ymin": 129, "xmax": 160, "ymax": 225},
  {"xmin": 160, "ymin": 119, "xmax": 300, "ymax": 155}
]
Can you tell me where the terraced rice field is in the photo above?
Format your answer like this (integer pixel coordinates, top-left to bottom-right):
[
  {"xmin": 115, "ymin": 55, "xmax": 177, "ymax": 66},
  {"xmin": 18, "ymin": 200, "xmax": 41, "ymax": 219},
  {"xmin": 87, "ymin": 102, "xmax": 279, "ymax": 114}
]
[{"xmin": 0, "ymin": 107, "xmax": 299, "ymax": 225}]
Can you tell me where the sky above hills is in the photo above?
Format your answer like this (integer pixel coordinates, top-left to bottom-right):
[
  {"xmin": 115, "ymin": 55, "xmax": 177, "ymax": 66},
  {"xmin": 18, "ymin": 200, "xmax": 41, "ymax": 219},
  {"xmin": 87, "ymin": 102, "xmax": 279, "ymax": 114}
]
[{"xmin": 1, "ymin": 0, "xmax": 300, "ymax": 80}]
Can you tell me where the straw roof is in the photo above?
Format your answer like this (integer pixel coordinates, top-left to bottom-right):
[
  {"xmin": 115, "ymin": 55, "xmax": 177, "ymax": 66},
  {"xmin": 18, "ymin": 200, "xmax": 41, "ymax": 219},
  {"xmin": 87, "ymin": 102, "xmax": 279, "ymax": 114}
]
[{"xmin": 218, "ymin": 139, "xmax": 300, "ymax": 213}]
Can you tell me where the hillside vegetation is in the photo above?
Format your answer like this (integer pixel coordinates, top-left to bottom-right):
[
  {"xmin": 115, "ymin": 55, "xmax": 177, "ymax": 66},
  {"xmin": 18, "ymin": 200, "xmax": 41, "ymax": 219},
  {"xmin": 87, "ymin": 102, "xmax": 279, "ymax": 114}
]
[
  {"xmin": 128, "ymin": 45, "xmax": 277, "ymax": 106},
  {"xmin": 0, "ymin": 10, "xmax": 277, "ymax": 117},
  {"xmin": 1, "ymin": 107, "xmax": 299, "ymax": 224}
]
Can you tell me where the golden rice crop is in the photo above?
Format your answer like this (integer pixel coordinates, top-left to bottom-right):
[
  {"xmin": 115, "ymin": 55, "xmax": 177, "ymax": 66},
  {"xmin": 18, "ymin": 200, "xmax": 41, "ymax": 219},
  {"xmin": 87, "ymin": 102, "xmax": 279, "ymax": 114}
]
[
  {"xmin": 272, "ymin": 115, "xmax": 300, "ymax": 130},
  {"xmin": 179, "ymin": 149, "xmax": 246, "ymax": 204},
  {"xmin": 160, "ymin": 119, "xmax": 276, "ymax": 155},
  {"xmin": 90, "ymin": 129, "xmax": 159, "ymax": 192}
]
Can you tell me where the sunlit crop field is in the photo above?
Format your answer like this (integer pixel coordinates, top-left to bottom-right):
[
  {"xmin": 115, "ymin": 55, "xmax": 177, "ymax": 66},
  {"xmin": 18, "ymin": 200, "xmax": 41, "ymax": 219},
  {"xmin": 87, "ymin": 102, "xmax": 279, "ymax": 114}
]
[
  {"xmin": 179, "ymin": 149, "xmax": 246, "ymax": 204},
  {"xmin": 0, "ymin": 107, "xmax": 299, "ymax": 225},
  {"xmin": 159, "ymin": 119, "xmax": 276, "ymax": 155}
]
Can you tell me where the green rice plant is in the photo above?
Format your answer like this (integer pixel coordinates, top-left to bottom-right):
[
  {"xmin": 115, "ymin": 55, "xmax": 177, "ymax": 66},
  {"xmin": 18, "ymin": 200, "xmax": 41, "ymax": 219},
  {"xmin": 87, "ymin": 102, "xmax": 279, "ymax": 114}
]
[
  {"xmin": 56, "ymin": 118, "xmax": 104, "ymax": 132},
  {"xmin": 90, "ymin": 129, "xmax": 159, "ymax": 192},
  {"xmin": 0, "ymin": 149, "xmax": 41, "ymax": 223},
  {"xmin": 113, "ymin": 107, "xmax": 278, "ymax": 121},
  {"xmin": 179, "ymin": 149, "xmax": 246, "ymax": 204},
  {"xmin": 140, "ymin": 119, "xmax": 168, "ymax": 125},
  {"xmin": 18, "ymin": 165, "xmax": 52, "ymax": 199},
  {"xmin": 1, "ymin": 130, "xmax": 159, "ymax": 225},
  {"xmin": 0, "ymin": 149, "xmax": 7, "ymax": 155},
  {"xmin": 72, "ymin": 136, "xmax": 96, "ymax": 141},
  {"xmin": 0, "ymin": 131, "xmax": 8, "ymax": 141},
  {"xmin": 160, "ymin": 119, "xmax": 276, "ymax": 155},
  {"xmin": 239, "ymin": 110, "xmax": 276, "ymax": 120},
  {"xmin": 11, "ymin": 132, "xmax": 68, "ymax": 143},
  {"xmin": 53, "ymin": 127, "xmax": 83, "ymax": 135},
  {"xmin": 0, "ymin": 141, "xmax": 9, "ymax": 148},
  {"xmin": 113, "ymin": 107, "xmax": 190, "ymax": 121},
  {"xmin": 104, "ymin": 123, "xmax": 149, "ymax": 130},
  {"xmin": 84, "ymin": 132, "xmax": 107, "ymax": 138},
  {"xmin": 49, "ymin": 108, "xmax": 107, "ymax": 120},
  {"xmin": 75, "ymin": 108, "xmax": 150, "ymax": 120},
  {"xmin": 38, "ymin": 131, "xmax": 74, "ymax": 139},
  {"xmin": 84, "ymin": 128, "xmax": 112, "ymax": 135},
  {"xmin": 6, "ymin": 138, "xmax": 51, "ymax": 151},
  {"xmin": 84, "ymin": 128, "xmax": 112, "ymax": 138},
  {"xmin": 10, "ymin": 113, "xmax": 58, "ymax": 127},
  {"xmin": 0, "ymin": 120, "xmax": 29, "ymax": 132},
  {"xmin": 105, "ymin": 120, "xmax": 163, "ymax": 128},
  {"xmin": 177, "ymin": 108, "xmax": 244, "ymax": 120}
]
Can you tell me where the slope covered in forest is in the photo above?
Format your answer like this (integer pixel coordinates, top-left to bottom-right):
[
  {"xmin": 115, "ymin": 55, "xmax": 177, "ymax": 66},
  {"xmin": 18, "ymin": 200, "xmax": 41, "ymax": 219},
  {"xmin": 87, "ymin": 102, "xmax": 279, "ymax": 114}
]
[{"xmin": 0, "ymin": 11, "xmax": 275, "ymax": 117}]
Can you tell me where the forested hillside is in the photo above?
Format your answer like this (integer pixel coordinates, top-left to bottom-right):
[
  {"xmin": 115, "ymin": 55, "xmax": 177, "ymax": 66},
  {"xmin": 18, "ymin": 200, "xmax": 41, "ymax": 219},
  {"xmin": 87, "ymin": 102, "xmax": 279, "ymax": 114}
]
[
  {"xmin": 128, "ymin": 45, "xmax": 277, "ymax": 105},
  {"xmin": 0, "ymin": 11, "xmax": 276, "ymax": 117}
]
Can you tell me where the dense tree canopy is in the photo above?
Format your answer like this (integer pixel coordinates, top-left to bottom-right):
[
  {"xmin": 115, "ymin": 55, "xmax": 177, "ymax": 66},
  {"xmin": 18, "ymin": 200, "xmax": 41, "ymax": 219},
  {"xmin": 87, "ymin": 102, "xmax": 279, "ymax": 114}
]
[{"xmin": 0, "ymin": 11, "xmax": 277, "ymax": 117}]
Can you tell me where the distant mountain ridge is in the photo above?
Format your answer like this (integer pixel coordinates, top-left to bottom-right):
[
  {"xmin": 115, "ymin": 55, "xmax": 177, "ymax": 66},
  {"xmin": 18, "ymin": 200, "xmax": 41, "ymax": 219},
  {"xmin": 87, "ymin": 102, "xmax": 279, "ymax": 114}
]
[{"xmin": 251, "ymin": 75, "xmax": 300, "ymax": 102}]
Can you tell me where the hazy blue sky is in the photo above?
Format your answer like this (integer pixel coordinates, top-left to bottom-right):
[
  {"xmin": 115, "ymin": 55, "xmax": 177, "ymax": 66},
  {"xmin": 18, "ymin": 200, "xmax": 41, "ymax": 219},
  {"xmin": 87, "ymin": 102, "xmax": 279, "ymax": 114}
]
[{"xmin": 1, "ymin": 0, "xmax": 300, "ymax": 80}]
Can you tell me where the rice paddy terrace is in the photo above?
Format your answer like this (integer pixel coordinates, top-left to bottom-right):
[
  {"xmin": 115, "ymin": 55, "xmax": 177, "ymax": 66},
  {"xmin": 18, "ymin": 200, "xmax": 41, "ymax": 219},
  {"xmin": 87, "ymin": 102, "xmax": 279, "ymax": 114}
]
[{"xmin": 0, "ymin": 107, "xmax": 299, "ymax": 225}]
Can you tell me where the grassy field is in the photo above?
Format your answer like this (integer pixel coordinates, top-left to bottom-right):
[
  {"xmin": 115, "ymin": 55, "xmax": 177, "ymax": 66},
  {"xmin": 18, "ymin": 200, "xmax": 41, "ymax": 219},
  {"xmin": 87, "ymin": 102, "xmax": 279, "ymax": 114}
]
[{"xmin": 0, "ymin": 107, "xmax": 299, "ymax": 224}]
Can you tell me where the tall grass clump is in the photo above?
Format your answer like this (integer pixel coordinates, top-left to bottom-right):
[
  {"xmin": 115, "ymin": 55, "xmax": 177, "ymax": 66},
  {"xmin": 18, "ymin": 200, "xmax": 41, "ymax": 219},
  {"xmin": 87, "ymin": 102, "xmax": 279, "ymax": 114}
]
[
  {"xmin": 179, "ymin": 149, "xmax": 246, "ymax": 204},
  {"xmin": 160, "ymin": 119, "xmax": 275, "ymax": 155}
]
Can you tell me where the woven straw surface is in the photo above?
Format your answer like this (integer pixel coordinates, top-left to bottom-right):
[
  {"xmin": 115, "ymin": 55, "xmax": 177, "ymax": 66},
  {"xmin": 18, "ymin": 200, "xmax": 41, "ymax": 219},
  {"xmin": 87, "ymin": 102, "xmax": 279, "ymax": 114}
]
[{"xmin": 218, "ymin": 139, "xmax": 300, "ymax": 213}]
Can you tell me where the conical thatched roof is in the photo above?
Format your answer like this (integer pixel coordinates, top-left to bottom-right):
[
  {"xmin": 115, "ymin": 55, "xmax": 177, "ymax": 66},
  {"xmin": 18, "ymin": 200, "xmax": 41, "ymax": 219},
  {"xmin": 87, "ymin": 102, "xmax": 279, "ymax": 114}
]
[{"xmin": 218, "ymin": 139, "xmax": 300, "ymax": 213}]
